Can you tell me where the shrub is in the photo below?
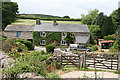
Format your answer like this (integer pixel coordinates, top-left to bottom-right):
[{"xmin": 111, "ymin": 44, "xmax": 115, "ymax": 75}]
[
  {"xmin": 23, "ymin": 40, "xmax": 34, "ymax": 50},
  {"xmin": 16, "ymin": 39, "xmax": 34, "ymax": 50},
  {"xmin": 2, "ymin": 51, "xmax": 52, "ymax": 78},
  {"xmin": 2, "ymin": 39, "xmax": 16, "ymax": 53},
  {"xmin": 104, "ymin": 34, "xmax": 116, "ymax": 40},
  {"xmin": 16, "ymin": 42, "xmax": 28, "ymax": 52},
  {"xmin": 46, "ymin": 44, "xmax": 55, "ymax": 53},
  {"xmin": 89, "ymin": 45, "xmax": 98, "ymax": 51},
  {"xmin": 41, "ymin": 50, "xmax": 45, "ymax": 55}
]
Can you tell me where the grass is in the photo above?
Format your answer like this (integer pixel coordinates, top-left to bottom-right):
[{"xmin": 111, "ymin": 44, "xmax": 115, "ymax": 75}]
[{"xmin": 11, "ymin": 19, "xmax": 81, "ymax": 25}]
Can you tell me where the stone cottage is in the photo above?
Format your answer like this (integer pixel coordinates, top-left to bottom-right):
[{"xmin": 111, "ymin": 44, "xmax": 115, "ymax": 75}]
[
  {"xmin": 34, "ymin": 20, "xmax": 90, "ymax": 46},
  {"xmin": 4, "ymin": 25, "xmax": 34, "ymax": 42}
]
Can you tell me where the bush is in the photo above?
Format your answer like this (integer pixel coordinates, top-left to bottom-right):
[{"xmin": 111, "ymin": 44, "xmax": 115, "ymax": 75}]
[
  {"xmin": 89, "ymin": 45, "xmax": 98, "ymax": 51},
  {"xmin": 46, "ymin": 44, "xmax": 55, "ymax": 53},
  {"xmin": 104, "ymin": 34, "xmax": 116, "ymax": 40},
  {"xmin": 2, "ymin": 39, "xmax": 16, "ymax": 53},
  {"xmin": 23, "ymin": 40, "xmax": 34, "ymax": 50},
  {"xmin": 2, "ymin": 51, "xmax": 52, "ymax": 78},
  {"xmin": 41, "ymin": 50, "xmax": 45, "ymax": 55},
  {"xmin": 16, "ymin": 39, "xmax": 34, "ymax": 50},
  {"xmin": 16, "ymin": 42, "xmax": 28, "ymax": 52}
]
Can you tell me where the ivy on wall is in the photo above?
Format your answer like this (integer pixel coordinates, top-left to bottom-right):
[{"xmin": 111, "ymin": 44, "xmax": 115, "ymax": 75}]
[{"xmin": 33, "ymin": 32, "xmax": 61, "ymax": 46}]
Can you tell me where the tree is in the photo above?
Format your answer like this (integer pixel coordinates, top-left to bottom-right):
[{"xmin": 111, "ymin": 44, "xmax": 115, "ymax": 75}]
[
  {"xmin": 88, "ymin": 25, "xmax": 100, "ymax": 38},
  {"xmin": 63, "ymin": 15, "xmax": 70, "ymax": 19},
  {"xmin": 64, "ymin": 32, "xmax": 75, "ymax": 46},
  {"xmin": 110, "ymin": 8, "xmax": 120, "ymax": 30},
  {"xmin": 81, "ymin": 9, "xmax": 99, "ymax": 25},
  {"xmin": 2, "ymin": 2, "xmax": 19, "ymax": 30},
  {"xmin": 101, "ymin": 16, "xmax": 115, "ymax": 37},
  {"xmin": 95, "ymin": 12, "xmax": 106, "ymax": 29}
]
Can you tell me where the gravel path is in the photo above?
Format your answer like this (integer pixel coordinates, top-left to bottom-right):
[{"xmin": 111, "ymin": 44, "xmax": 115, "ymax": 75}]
[{"xmin": 60, "ymin": 71, "xmax": 119, "ymax": 78}]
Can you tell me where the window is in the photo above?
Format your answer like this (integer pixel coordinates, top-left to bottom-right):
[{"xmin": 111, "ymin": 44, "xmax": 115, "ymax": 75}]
[
  {"xmin": 61, "ymin": 40, "xmax": 66, "ymax": 45},
  {"xmin": 17, "ymin": 32, "xmax": 21, "ymax": 38},
  {"xmin": 62, "ymin": 32, "xmax": 66, "ymax": 37},
  {"xmin": 71, "ymin": 33, "xmax": 75, "ymax": 37},
  {"xmin": 40, "ymin": 40, "xmax": 46, "ymax": 45},
  {"xmin": 41, "ymin": 32, "xmax": 46, "ymax": 37}
]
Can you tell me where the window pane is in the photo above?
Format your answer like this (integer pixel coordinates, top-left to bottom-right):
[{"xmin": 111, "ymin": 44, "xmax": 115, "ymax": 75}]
[{"xmin": 17, "ymin": 32, "xmax": 21, "ymax": 37}]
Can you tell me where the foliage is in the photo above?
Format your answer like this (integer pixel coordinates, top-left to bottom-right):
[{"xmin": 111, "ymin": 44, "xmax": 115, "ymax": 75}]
[
  {"xmin": 17, "ymin": 16, "xmax": 81, "ymax": 21},
  {"xmin": 16, "ymin": 39, "xmax": 34, "ymax": 50},
  {"xmin": 81, "ymin": 9, "xmax": 99, "ymax": 25},
  {"xmin": 16, "ymin": 42, "xmax": 28, "ymax": 52},
  {"xmin": 114, "ymin": 71, "xmax": 120, "ymax": 74},
  {"xmin": 33, "ymin": 32, "xmax": 61, "ymax": 46},
  {"xmin": 88, "ymin": 25, "xmax": 100, "ymax": 38},
  {"xmin": 63, "ymin": 15, "xmax": 70, "ymax": 19},
  {"xmin": 2, "ymin": 2, "xmax": 19, "ymax": 30},
  {"xmin": 2, "ymin": 51, "xmax": 52, "ymax": 78},
  {"xmin": 64, "ymin": 32, "xmax": 75, "ymax": 46},
  {"xmin": 33, "ymin": 32, "xmax": 40, "ymax": 46},
  {"xmin": 89, "ymin": 45, "xmax": 98, "ymax": 51},
  {"xmin": 101, "ymin": 16, "xmax": 115, "ymax": 37},
  {"xmin": 103, "ymin": 34, "xmax": 116, "ymax": 40},
  {"xmin": 45, "ymin": 32, "xmax": 61, "ymax": 46},
  {"xmin": 110, "ymin": 39, "xmax": 120, "ymax": 51},
  {"xmin": 47, "ymin": 72, "xmax": 59, "ymax": 78},
  {"xmin": 46, "ymin": 44, "xmax": 55, "ymax": 53},
  {"xmin": 2, "ymin": 39, "xmax": 16, "ymax": 53},
  {"xmin": 110, "ymin": 8, "xmax": 120, "ymax": 30},
  {"xmin": 95, "ymin": 12, "xmax": 106, "ymax": 29}
]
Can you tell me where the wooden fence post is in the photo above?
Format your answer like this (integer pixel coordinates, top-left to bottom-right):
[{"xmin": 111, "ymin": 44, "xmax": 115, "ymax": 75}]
[
  {"xmin": 79, "ymin": 55, "xmax": 80, "ymax": 69},
  {"xmin": 85, "ymin": 52, "xmax": 86, "ymax": 69},
  {"xmin": 111, "ymin": 55, "xmax": 113, "ymax": 69},
  {"xmin": 61, "ymin": 55, "xmax": 62, "ymax": 67}
]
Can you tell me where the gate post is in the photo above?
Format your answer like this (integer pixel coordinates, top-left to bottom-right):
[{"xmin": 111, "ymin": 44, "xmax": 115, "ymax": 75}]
[
  {"xmin": 79, "ymin": 55, "xmax": 80, "ymax": 69},
  {"xmin": 85, "ymin": 52, "xmax": 86, "ymax": 69}
]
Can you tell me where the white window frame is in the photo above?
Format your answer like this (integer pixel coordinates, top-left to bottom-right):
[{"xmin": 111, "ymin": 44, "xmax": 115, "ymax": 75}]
[
  {"xmin": 40, "ymin": 32, "xmax": 46, "ymax": 37},
  {"xmin": 40, "ymin": 40, "xmax": 46, "ymax": 45},
  {"xmin": 71, "ymin": 33, "xmax": 75, "ymax": 37},
  {"xmin": 62, "ymin": 32, "xmax": 66, "ymax": 37},
  {"xmin": 61, "ymin": 40, "xmax": 67, "ymax": 45}
]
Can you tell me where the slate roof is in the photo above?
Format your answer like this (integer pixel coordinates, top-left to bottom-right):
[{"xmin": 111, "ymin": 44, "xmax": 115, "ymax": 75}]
[
  {"xmin": 4, "ymin": 25, "xmax": 34, "ymax": 31},
  {"xmin": 34, "ymin": 23, "xmax": 90, "ymax": 33},
  {"xmin": 75, "ymin": 36, "xmax": 89, "ymax": 44}
]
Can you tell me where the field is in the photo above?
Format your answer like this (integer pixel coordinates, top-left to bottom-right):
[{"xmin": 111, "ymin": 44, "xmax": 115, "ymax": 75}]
[
  {"xmin": 18, "ymin": 14, "xmax": 62, "ymax": 18},
  {"xmin": 11, "ymin": 19, "xmax": 81, "ymax": 25}
]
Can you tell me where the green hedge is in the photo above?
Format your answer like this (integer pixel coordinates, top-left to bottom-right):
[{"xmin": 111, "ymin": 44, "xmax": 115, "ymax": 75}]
[
  {"xmin": 46, "ymin": 44, "xmax": 55, "ymax": 53},
  {"xmin": 16, "ymin": 39, "xmax": 34, "ymax": 50},
  {"xmin": 17, "ymin": 16, "xmax": 81, "ymax": 21}
]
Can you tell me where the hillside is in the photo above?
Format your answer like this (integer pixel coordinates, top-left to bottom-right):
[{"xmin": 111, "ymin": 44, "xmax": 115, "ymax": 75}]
[
  {"xmin": 11, "ymin": 19, "xmax": 81, "ymax": 25},
  {"xmin": 18, "ymin": 14, "xmax": 62, "ymax": 18}
]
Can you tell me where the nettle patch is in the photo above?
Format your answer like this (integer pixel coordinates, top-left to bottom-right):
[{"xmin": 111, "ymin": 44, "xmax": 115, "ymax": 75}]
[{"xmin": 33, "ymin": 32, "xmax": 61, "ymax": 46}]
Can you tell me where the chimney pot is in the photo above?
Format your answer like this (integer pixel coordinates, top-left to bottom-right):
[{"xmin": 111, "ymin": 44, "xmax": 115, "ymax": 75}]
[
  {"xmin": 53, "ymin": 20, "xmax": 58, "ymax": 26},
  {"xmin": 36, "ymin": 19, "xmax": 41, "ymax": 25}
]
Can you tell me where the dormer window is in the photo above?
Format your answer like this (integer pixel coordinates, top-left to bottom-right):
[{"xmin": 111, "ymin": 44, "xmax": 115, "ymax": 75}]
[
  {"xmin": 41, "ymin": 32, "xmax": 46, "ymax": 37},
  {"xmin": 62, "ymin": 32, "xmax": 66, "ymax": 37}
]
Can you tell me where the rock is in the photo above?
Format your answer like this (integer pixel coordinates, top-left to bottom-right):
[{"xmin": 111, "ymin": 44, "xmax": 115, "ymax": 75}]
[
  {"xmin": 33, "ymin": 76, "xmax": 45, "ymax": 80},
  {"xmin": 19, "ymin": 72, "xmax": 36, "ymax": 78}
]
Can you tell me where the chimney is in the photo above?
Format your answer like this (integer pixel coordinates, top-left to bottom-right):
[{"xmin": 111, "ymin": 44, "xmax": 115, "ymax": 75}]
[
  {"xmin": 36, "ymin": 19, "xmax": 41, "ymax": 25},
  {"xmin": 53, "ymin": 20, "xmax": 58, "ymax": 26}
]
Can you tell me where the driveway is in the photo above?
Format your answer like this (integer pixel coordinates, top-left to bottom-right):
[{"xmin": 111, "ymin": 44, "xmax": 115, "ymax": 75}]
[
  {"xmin": 59, "ymin": 71, "xmax": 119, "ymax": 78},
  {"xmin": 34, "ymin": 46, "xmax": 46, "ymax": 52}
]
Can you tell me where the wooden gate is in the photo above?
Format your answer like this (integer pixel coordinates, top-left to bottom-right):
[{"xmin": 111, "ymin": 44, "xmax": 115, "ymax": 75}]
[
  {"xmin": 60, "ymin": 55, "xmax": 81, "ymax": 68},
  {"xmin": 85, "ymin": 53, "xmax": 118, "ymax": 70}
]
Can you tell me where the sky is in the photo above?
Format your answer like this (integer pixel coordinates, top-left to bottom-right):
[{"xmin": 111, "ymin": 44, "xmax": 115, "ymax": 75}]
[{"xmin": 11, "ymin": 0, "xmax": 120, "ymax": 18}]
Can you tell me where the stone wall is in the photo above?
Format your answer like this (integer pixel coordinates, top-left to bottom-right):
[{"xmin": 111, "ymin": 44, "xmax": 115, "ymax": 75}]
[{"xmin": 4, "ymin": 31, "xmax": 33, "ymax": 40}]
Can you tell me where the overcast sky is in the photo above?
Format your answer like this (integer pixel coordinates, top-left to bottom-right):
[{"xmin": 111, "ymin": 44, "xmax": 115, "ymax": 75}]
[{"xmin": 11, "ymin": 0, "xmax": 120, "ymax": 18}]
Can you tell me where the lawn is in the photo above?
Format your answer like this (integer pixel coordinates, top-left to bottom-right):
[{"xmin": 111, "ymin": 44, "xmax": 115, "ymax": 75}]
[{"xmin": 11, "ymin": 19, "xmax": 81, "ymax": 25}]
